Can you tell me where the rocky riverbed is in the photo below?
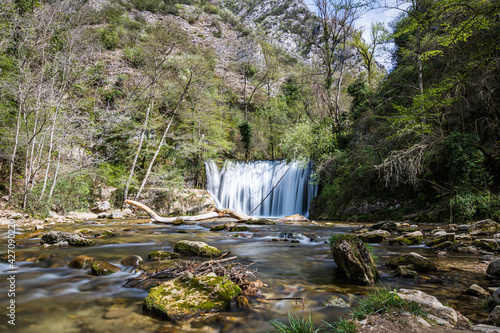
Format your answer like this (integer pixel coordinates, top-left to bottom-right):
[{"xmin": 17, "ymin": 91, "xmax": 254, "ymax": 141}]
[{"xmin": 2, "ymin": 210, "xmax": 500, "ymax": 332}]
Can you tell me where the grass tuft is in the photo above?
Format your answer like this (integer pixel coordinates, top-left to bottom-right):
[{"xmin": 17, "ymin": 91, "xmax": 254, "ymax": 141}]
[{"xmin": 269, "ymin": 312, "xmax": 321, "ymax": 333}]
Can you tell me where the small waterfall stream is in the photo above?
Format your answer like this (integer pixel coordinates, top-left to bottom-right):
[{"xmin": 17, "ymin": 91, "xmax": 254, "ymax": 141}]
[{"xmin": 205, "ymin": 160, "xmax": 318, "ymax": 218}]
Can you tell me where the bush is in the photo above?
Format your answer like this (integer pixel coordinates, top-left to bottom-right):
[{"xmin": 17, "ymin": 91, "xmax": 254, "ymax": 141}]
[
  {"xmin": 99, "ymin": 27, "xmax": 119, "ymax": 50},
  {"xmin": 123, "ymin": 47, "xmax": 145, "ymax": 68},
  {"xmin": 449, "ymin": 192, "xmax": 500, "ymax": 223},
  {"xmin": 269, "ymin": 312, "xmax": 321, "ymax": 333}
]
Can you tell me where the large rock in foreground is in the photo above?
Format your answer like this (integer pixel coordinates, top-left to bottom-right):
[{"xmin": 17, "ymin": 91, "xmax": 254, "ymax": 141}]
[
  {"xmin": 40, "ymin": 231, "xmax": 94, "ymax": 247},
  {"xmin": 330, "ymin": 235, "xmax": 379, "ymax": 285},
  {"xmin": 143, "ymin": 272, "xmax": 241, "ymax": 320},
  {"xmin": 174, "ymin": 240, "xmax": 222, "ymax": 257},
  {"xmin": 397, "ymin": 289, "xmax": 469, "ymax": 327}
]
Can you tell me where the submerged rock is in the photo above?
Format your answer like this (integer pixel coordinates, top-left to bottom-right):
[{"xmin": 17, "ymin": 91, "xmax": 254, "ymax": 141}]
[
  {"xmin": 330, "ymin": 235, "xmax": 379, "ymax": 285},
  {"xmin": 121, "ymin": 255, "xmax": 143, "ymax": 267},
  {"xmin": 322, "ymin": 296, "xmax": 349, "ymax": 308},
  {"xmin": 173, "ymin": 240, "xmax": 222, "ymax": 258},
  {"xmin": 395, "ymin": 264, "xmax": 418, "ymax": 278},
  {"xmin": 470, "ymin": 219, "xmax": 500, "ymax": 236},
  {"xmin": 91, "ymin": 261, "xmax": 121, "ymax": 276},
  {"xmin": 40, "ymin": 231, "xmax": 94, "ymax": 247},
  {"xmin": 143, "ymin": 273, "xmax": 241, "ymax": 320},
  {"xmin": 387, "ymin": 252, "xmax": 437, "ymax": 272},
  {"xmin": 68, "ymin": 255, "xmax": 95, "ymax": 269}
]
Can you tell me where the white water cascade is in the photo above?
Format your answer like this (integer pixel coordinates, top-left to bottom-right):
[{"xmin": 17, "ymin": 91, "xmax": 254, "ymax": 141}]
[{"xmin": 205, "ymin": 160, "xmax": 318, "ymax": 218}]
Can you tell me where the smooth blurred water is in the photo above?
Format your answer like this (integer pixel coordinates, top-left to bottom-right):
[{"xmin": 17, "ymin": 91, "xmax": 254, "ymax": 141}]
[{"xmin": 205, "ymin": 160, "xmax": 318, "ymax": 218}]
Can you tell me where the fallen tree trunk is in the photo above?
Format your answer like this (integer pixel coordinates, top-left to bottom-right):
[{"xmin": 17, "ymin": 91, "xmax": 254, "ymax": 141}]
[{"xmin": 125, "ymin": 200, "xmax": 255, "ymax": 223}]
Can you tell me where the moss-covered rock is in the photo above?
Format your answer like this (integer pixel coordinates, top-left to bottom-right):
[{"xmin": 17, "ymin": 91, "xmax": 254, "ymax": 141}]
[
  {"xmin": 469, "ymin": 219, "xmax": 500, "ymax": 236},
  {"xmin": 426, "ymin": 233, "xmax": 456, "ymax": 247},
  {"xmin": 148, "ymin": 251, "xmax": 180, "ymax": 260},
  {"xmin": 173, "ymin": 240, "xmax": 222, "ymax": 258},
  {"xmin": 40, "ymin": 231, "xmax": 94, "ymax": 247},
  {"xmin": 474, "ymin": 239, "xmax": 499, "ymax": 252},
  {"xmin": 229, "ymin": 226, "xmax": 249, "ymax": 232},
  {"xmin": 91, "ymin": 261, "xmax": 121, "ymax": 275},
  {"xmin": 209, "ymin": 225, "xmax": 226, "ymax": 232},
  {"xmin": 358, "ymin": 230, "xmax": 390, "ymax": 243},
  {"xmin": 387, "ymin": 231, "xmax": 423, "ymax": 245},
  {"xmin": 387, "ymin": 252, "xmax": 437, "ymax": 272},
  {"xmin": 329, "ymin": 234, "xmax": 379, "ymax": 285},
  {"xmin": 395, "ymin": 265, "xmax": 418, "ymax": 278},
  {"xmin": 143, "ymin": 273, "xmax": 241, "ymax": 320},
  {"xmin": 68, "ymin": 255, "xmax": 95, "ymax": 269},
  {"xmin": 431, "ymin": 241, "xmax": 454, "ymax": 250},
  {"xmin": 246, "ymin": 219, "xmax": 275, "ymax": 225},
  {"xmin": 173, "ymin": 219, "xmax": 185, "ymax": 226}
]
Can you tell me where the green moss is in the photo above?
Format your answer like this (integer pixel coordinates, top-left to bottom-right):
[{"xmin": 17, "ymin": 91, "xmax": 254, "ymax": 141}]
[
  {"xmin": 148, "ymin": 251, "xmax": 180, "ymax": 260},
  {"xmin": 173, "ymin": 240, "xmax": 223, "ymax": 258},
  {"xmin": 210, "ymin": 225, "xmax": 226, "ymax": 231}
]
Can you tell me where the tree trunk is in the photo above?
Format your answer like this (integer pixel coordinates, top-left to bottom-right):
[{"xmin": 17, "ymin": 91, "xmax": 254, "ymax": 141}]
[
  {"xmin": 48, "ymin": 148, "xmax": 61, "ymax": 200},
  {"xmin": 125, "ymin": 200, "xmax": 255, "ymax": 223},
  {"xmin": 8, "ymin": 103, "xmax": 22, "ymax": 201},
  {"xmin": 123, "ymin": 99, "xmax": 153, "ymax": 205},
  {"xmin": 134, "ymin": 72, "xmax": 193, "ymax": 200}
]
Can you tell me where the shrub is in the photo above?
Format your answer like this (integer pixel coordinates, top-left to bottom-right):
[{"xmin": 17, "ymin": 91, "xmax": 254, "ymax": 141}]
[
  {"xmin": 99, "ymin": 27, "xmax": 119, "ymax": 50},
  {"xmin": 123, "ymin": 47, "xmax": 145, "ymax": 68}
]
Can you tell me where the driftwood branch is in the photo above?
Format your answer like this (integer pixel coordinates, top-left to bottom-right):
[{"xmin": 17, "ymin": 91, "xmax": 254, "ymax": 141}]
[{"xmin": 125, "ymin": 199, "xmax": 255, "ymax": 223}]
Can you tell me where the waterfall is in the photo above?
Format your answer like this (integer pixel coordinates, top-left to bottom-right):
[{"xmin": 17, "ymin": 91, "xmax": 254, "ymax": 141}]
[{"xmin": 205, "ymin": 160, "xmax": 318, "ymax": 218}]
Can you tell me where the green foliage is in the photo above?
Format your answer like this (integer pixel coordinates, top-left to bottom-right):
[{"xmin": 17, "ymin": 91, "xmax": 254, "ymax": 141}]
[
  {"xmin": 14, "ymin": 0, "xmax": 39, "ymax": 14},
  {"xmin": 269, "ymin": 312, "xmax": 321, "ymax": 333},
  {"xmin": 123, "ymin": 47, "xmax": 145, "ymax": 67},
  {"xmin": 444, "ymin": 132, "xmax": 491, "ymax": 190},
  {"xmin": 449, "ymin": 192, "xmax": 500, "ymax": 223},
  {"xmin": 323, "ymin": 317, "xmax": 356, "ymax": 333},
  {"xmin": 239, "ymin": 121, "xmax": 253, "ymax": 158},
  {"xmin": 99, "ymin": 27, "xmax": 120, "ymax": 50},
  {"xmin": 350, "ymin": 288, "xmax": 425, "ymax": 321}
]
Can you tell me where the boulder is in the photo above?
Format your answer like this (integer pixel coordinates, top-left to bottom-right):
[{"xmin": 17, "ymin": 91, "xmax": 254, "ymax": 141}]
[
  {"xmin": 143, "ymin": 273, "xmax": 241, "ymax": 320},
  {"xmin": 40, "ymin": 231, "xmax": 94, "ymax": 247},
  {"xmin": 371, "ymin": 221, "xmax": 399, "ymax": 231},
  {"xmin": 68, "ymin": 255, "xmax": 94, "ymax": 269},
  {"xmin": 330, "ymin": 235, "xmax": 379, "ymax": 285},
  {"xmin": 121, "ymin": 255, "xmax": 143, "ymax": 267},
  {"xmin": 487, "ymin": 259, "xmax": 500, "ymax": 278},
  {"xmin": 148, "ymin": 251, "xmax": 180, "ymax": 260},
  {"xmin": 91, "ymin": 261, "xmax": 121, "ymax": 275},
  {"xmin": 467, "ymin": 284, "xmax": 490, "ymax": 298},
  {"xmin": 387, "ymin": 252, "xmax": 437, "ymax": 272},
  {"xmin": 455, "ymin": 245, "xmax": 482, "ymax": 254},
  {"xmin": 358, "ymin": 230, "xmax": 390, "ymax": 243},
  {"xmin": 458, "ymin": 225, "xmax": 470, "ymax": 231},
  {"xmin": 470, "ymin": 220, "xmax": 500, "ymax": 236},
  {"xmin": 92, "ymin": 201, "xmax": 111, "ymax": 213},
  {"xmin": 395, "ymin": 265, "xmax": 418, "ymax": 278},
  {"xmin": 387, "ymin": 231, "xmax": 423, "ymax": 245},
  {"xmin": 426, "ymin": 233, "xmax": 456, "ymax": 247},
  {"xmin": 475, "ymin": 239, "xmax": 500, "ymax": 252},
  {"xmin": 397, "ymin": 289, "xmax": 468, "ymax": 326},
  {"xmin": 173, "ymin": 240, "xmax": 223, "ymax": 258}
]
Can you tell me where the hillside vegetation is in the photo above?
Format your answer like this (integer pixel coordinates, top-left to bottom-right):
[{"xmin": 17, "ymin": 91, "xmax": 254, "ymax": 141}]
[{"xmin": 0, "ymin": 0, "xmax": 499, "ymax": 224}]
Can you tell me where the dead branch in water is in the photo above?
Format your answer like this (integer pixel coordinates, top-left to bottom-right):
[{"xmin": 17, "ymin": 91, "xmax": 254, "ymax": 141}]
[{"xmin": 125, "ymin": 199, "xmax": 255, "ymax": 223}]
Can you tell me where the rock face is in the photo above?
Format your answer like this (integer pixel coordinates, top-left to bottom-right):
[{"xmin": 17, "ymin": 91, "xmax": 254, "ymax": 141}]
[
  {"xmin": 40, "ymin": 231, "xmax": 94, "ymax": 247},
  {"xmin": 174, "ymin": 240, "xmax": 223, "ymax": 258},
  {"xmin": 397, "ymin": 289, "xmax": 469, "ymax": 326},
  {"xmin": 91, "ymin": 261, "xmax": 121, "ymax": 275},
  {"xmin": 143, "ymin": 273, "xmax": 241, "ymax": 320},
  {"xmin": 387, "ymin": 252, "xmax": 437, "ymax": 272},
  {"xmin": 330, "ymin": 235, "xmax": 379, "ymax": 285},
  {"xmin": 137, "ymin": 188, "xmax": 216, "ymax": 216},
  {"xmin": 469, "ymin": 219, "xmax": 500, "ymax": 236}
]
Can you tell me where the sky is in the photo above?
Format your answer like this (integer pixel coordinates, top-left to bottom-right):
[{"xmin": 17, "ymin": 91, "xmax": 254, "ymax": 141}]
[{"xmin": 304, "ymin": 1, "xmax": 407, "ymax": 69}]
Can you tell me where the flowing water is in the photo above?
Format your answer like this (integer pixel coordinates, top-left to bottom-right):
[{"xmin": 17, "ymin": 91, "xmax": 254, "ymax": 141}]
[
  {"xmin": 0, "ymin": 219, "xmax": 492, "ymax": 332},
  {"xmin": 205, "ymin": 160, "xmax": 318, "ymax": 218}
]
